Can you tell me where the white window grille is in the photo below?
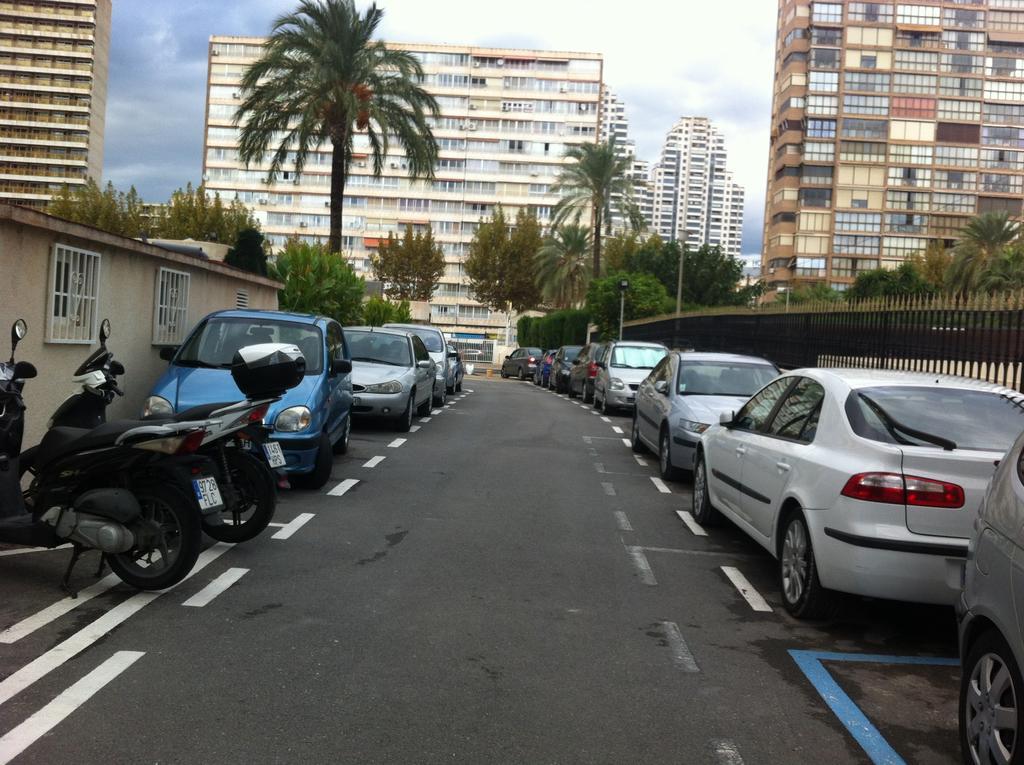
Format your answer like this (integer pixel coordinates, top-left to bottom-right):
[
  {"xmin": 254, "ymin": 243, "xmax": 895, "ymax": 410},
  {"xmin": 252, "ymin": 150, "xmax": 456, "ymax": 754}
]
[
  {"xmin": 48, "ymin": 244, "xmax": 101, "ymax": 344},
  {"xmin": 235, "ymin": 289, "xmax": 249, "ymax": 308},
  {"xmin": 153, "ymin": 267, "xmax": 190, "ymax": 345}
]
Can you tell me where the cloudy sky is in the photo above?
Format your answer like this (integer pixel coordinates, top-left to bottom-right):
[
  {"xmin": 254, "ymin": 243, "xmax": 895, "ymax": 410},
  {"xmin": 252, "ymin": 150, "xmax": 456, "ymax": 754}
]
[{"xmin": 106, "ymin": 0, "xmax": 777, "ymax": 254}]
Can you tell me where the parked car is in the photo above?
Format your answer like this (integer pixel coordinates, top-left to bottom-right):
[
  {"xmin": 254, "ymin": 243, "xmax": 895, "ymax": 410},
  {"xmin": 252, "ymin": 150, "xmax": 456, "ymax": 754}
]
[
  {"xmin": 593, "ymin": 341, "xmax": 668, "ymax": 414},
  {"xmin": 145, "ymin": 310, "xmax": 353, "ymax": 490},
  {"xmin": 632, "ymin": 352, "xmax": 778, "ymax": 480},
  {"xmin": 345, "ymin": 326, "xmax": 435, "ymax": 431},
  {"xmin": 383, "ymin": 323, "xmax": 452, "ymax": 405},
  {"xmin": 569, "ymin": 342, "xmax": 606, "ymax": 403},
  {"xmin": 533, "ymin": 349, "xmax": 557, "ymax": 387},
  {"xmin": 959, "ymin": 424, "xmax": 1024, "ymax": 764},
  {"xmin": 549, "ymin": 345, "xmax": 583, "ymax": 393},
  {"xmin": 692, "ymin": 369, "xmax": 1024, "ymax": 619},
  {"xmin": 501, "ymin": 347, "xmax": 543, "ymax": 381}
]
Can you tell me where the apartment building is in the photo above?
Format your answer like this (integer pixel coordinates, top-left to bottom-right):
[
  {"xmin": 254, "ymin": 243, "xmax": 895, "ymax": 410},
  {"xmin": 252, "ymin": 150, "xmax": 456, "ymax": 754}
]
[
  {"xmin": 764, "ymin": 0, "xmax": 1024, "ymax": 296},
  {"xmin": 0, "ymin": 0, "xmax": 111, "ymax": 208},
  {"xmin": 650, "ymin": 116, "xmax": 745, "ymax": 257},
  {"xmin": 203, "ymin": 37, "xmax": 603, "ymax": 338}
]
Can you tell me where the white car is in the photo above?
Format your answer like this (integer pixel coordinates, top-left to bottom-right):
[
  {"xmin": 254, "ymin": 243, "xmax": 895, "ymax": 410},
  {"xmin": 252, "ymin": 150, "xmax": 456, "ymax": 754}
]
[{"xmin": 693, "ymin": 369, "xmax": 1024, "ymax": 619}]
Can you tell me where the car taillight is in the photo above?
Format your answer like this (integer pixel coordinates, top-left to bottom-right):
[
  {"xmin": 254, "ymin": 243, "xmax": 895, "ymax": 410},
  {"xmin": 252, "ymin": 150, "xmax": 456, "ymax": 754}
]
[
  {"xmin": 528, "ymin": 356, "xmax": 536, "ymax": 363},
  {"xmin": 588, "ymin": 362, "xmax": 598, "ymax": 377},
  {"xmin": 840, "ymin": 472, "xmax": 964, "ymax": 508}
]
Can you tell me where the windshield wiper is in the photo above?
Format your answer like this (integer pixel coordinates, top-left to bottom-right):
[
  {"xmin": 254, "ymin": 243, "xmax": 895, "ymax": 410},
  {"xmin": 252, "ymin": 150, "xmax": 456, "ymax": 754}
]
[
  {"xmin": 858, "ymin": 392, "xmax": 957, "ymax": 451},
  {"xmin": 352, "ymin": 356, "xmax": 404, "ymax": 366}
]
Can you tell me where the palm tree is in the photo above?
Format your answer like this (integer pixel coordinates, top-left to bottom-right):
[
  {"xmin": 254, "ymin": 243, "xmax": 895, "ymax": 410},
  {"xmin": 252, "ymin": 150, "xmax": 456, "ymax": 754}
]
[
  {"xmin": 535, "ymin": 222, "xmax": 593, "ymax": 308},
  {"xmin": 947, "ymin": 212, "xmax": 1021, "ymax": 293},
  {"xmin": 235, "ymin": 0, "xmax": 440, "ymax": 253},
  {"xmin": 551, "ymin": 139, "xmax": 641, "ymax": 278},
  {"xmin": 978, "ymin": 246, "xmax": 1024, "ymax": 293}
]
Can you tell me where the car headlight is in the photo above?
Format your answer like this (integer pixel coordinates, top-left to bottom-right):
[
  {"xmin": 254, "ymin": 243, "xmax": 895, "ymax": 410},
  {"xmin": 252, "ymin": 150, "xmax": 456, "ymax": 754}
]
[
  {"xmin": 142, "ymin": 395, "xmax": 173, "ymax": 418},
  {"xmin": 679, "ymin": 418, "xmax": 711, "ymax": 434},
  {"xmin": 609, "ymin": 377, "xmax": 626, "ymax": 391},
  {"xmin": 364, "ymin": 380, "xmax": 403, "ymax": 394},
  {"xmin": 275, "ymin": 406, "xmax": 312, "ymax": 432}
]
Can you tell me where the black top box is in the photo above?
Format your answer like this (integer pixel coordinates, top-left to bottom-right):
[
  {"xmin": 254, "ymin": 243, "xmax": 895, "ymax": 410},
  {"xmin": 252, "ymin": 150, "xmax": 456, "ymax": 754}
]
[{"xmin": 230, "ymin": 343, "xmax": 306, "ymax": 398}]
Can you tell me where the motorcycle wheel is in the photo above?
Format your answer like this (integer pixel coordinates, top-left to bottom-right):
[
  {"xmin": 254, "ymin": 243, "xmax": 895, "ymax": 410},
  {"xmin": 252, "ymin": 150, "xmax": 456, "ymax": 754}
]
[
  {"xmin": 202, "ymin": 450, "xmax": 276, "ymax": 543},
  {"xmin": 106, "ymin": 484, "xmax": 201, "ymax": 591}
]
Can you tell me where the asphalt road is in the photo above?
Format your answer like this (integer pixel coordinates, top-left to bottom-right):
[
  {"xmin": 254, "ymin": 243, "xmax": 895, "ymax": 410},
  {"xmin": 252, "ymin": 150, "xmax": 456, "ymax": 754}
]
[{"xmin": 0, "ymin": 378, "xmax": 960, "ymax": 764}]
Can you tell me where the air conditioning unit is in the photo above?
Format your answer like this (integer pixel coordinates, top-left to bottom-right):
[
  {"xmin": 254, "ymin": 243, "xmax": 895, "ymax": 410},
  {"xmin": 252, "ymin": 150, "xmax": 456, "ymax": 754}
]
[
  {"xmin": 496, "ymin": 58, "xmax": 505, "ymax": 67},
  {"xmin": 211, "ymin": 50, "xmax": 220, "ymax": 56},
  {"xmin": 529, "ymin": 172, "xmax": 539, "ymax": 177},
  {"xmin": 324, "ymin": 200, "xmax": 330, "ymax": 207},
  {"xmin": 390, "ymin": 161, "xmax": 399, "ymax": 169},
  {"xmin": 232, "ymin": 92, "xmax": 240, "ymax": 99},
  {"xmin": 356, "ymin": 161, "xmax": 366, "ymax": 168},
  {"xmin": 257, "ymin": 198, "xmax": 268, "ymax": 205},
  {"xmin": 501, "ymin": 105, "xmax": 509, "ymax": 112},
  {"xmin": 473, "ymin": 60, "xmax": 481, "ymax": 68},
  {"xmin": 299, "ymin": 221, "xmax": 308, "ymax": 228},
  {"xmin": 559, "ymin": 86, "xmax": 568, "ymax": 93},
  {"xmin": 468, "ymin": 104, "xmax": 477, "ymax": 110},
  {"xmin": 467, "ymin": 122, "xmax": 477, "ymax": 131},
  {"xmin": 459, "ymin": 121, "xmax": 470, "ymax": 130}
]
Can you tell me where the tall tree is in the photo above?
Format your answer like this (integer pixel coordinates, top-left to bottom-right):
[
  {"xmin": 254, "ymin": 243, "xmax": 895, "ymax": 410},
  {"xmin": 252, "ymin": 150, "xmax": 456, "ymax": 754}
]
[
  {"xmin": 464, "ymin": 207, "xmax": 542, "ymax": 313},
  {"xmin": 625, "ymin": 236, "xmax": 682, "ymax": 296},
  {"xmin": 225, "ymin": 227, "xmax": 269, "ymax": 275},
  {"xmin": 370, "ymin": 224, "xmax": 445, "ymax": 300},
  {"xmin": 680, "ymin": 244, "xmax": 761, "ymax": 307},
  {"xmin": 911, "ymin": 239, "xmax": 953, "ymax": 290},
  {"xmin": 535, "ymin": 221, "xmax": 592, "ymax": 308},
  {"xmin": 362, "ymin": 296, "xmax": 412, "ymax": 325},
  {"xmin": 846, "ymin": 262, "xmax": 934, "ymax": 301},
  {"xmin": 235, "ymin": 0, "xmax": 439, "ymax": 253},
  {"xmin": 49, "ymin": 178, "xmax": 147, "ymax": 237},
  {"xmin": 979, "ymin": 245, "xmax": 1024, "ymax": 293},
  {"xmin": 585, "ymin": 271, "xmax": 671, "ymax": 339},
  {"xmin": 551, "ymin": 139, "xmax": 641, "ymax": 279},
  {"xmin": 157, "ymin": 183, "xmax": 259, "ymax": 244},
  {"xmin": 268, "ymin": 238, "xmax": 364, "ymax": 324},
  {"xmin": 948, "ymin": 212, "xmax": 1021, "ymax": 293}
]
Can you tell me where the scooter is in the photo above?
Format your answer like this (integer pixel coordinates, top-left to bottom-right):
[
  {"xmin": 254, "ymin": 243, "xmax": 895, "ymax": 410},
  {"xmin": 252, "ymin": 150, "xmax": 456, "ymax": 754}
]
[
  {"xmin": 20, "ymin": 321, "xmax": 305, "ymax": 543},
  {"xmin": 0, "ymin": 319, "xmax": 216, "ymax": 593}
]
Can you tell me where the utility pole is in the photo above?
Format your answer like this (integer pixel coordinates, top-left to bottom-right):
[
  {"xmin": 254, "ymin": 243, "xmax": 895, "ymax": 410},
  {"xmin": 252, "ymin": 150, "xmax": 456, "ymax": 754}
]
[
  {"xmin": 675, "ymin": 243, "xmax": 685, "ymax": 314},
  {"xmin": 618, "ymin": 278, "xmax": 630, "ymax": 340}
]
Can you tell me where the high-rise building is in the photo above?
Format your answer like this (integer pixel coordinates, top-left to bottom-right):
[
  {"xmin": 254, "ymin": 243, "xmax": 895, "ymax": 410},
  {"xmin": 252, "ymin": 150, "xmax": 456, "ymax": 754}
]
[
  {"xmin": 0, "ymin": 0, "xmax": 111, "ymax": 208},
  {"xmin": 764, "ymin": 0, "xmax": 1024, "ymax": 297},
  {"xmin": 599, "ymin": 86, "xmax": 643, "ymax": 232},
  {"xmin": 650, "ymin": 117, "xmax": 744, "ymax": 256},
  {"xmin": 203, "ymin": 37, "xmax": 603, "ymax": 338}
]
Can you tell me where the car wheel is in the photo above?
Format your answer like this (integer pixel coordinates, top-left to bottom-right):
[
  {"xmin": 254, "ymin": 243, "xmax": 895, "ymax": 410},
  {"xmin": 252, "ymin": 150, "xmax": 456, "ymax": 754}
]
[
  {"xmin": 500, "ymin": 366, "xmax": 508, "ymax": 379},
  {"xmin": 291, "ymin": 431, "xmax": 333, "ymax": 491},
  {"xmin": 961, "ymin": 629, "xmax": 1024, "ymax": 765},
  {"xmin": 416, "ymin": 389, "xmax": 432, "ymax": 416},
  {"xmin": 582, "ymin": 383, "xmax": 593, "ymax": 404},
  {"xmin": 692, "ymin": 453, "xmax": 721, "ymax": 526},
  {"xmin": 332, "ymin": 413, "xmax": 351, "ymax": 455},
  {"xmin": 456, "ymin": 379, "xmax": 463, "ymax": 392},
  {"xmin": 630, "ymin": 412, "xmax": 647, "ymax": 453},
  {"xmin": 516, "ymin": 367, "xmax": 524, "ymax": 381},
  {"xmin": 433, "ymin": 382, "xmax": 446, "ymax": 407},
  {"xmin": 568, "ymin": 380, "xmax": 577, "ymax": 398},
  {"xmin": 659, "ymin": 427, "xmax": 683, "ymax": 481},
  {"xmin": 778, "ymin": 511, "xmax": 838, "ymax": 620},
  {"xmin": 395, "ymin": 395, "xmax": 413, "ymax": 432}
]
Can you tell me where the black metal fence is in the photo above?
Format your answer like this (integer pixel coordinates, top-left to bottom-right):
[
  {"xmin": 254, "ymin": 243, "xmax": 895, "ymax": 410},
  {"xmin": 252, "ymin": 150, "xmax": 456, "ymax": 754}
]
[{"xmin": 622, "ymin": 295, "xmax": 1024, "ymax": 392}]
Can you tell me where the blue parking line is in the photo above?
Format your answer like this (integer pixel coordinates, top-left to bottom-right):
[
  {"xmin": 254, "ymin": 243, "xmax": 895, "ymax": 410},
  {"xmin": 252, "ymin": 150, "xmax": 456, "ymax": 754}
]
[{"xmin": 789, "ymin": 649, "xmax": 958, "ymax": 765}]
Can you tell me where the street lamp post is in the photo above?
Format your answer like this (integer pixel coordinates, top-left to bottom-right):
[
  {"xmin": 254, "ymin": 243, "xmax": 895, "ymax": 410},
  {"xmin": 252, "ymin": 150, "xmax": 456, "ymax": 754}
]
[
  {"xmin": 618, "ymin": 278, "xmax": 629, "ymax": 341},
  {"xmin": 675, "ymin": 244, "xmax": 684, "ymax": 314}
]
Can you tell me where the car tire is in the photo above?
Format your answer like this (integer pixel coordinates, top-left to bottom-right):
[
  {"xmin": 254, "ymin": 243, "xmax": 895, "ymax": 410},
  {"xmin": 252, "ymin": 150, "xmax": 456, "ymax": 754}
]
[
  {"xmin": 568, "ymin": 380, "xmax": 577, "ymax": 398},
  {"xmin": 961, "ymin": 628, "xmax": 1024, "ymax": 765},
  {"xmin": 395, "ymin": 395, "xmax": 413, "ymax": 432},
  {"xmin": 582, "ymin": 383, "xmax": 593, "ymax": 404},
  {"xmin": 778, "ymin": 510, "xmax": 838, "ymax": 620},
  {"xmin": 433, "ymin": 382, "xmax": 446, "ymax": 407},
  {"xmin": 517, "ymin": 367, "xmax": 525, "ymax": 381},
  {"xmin": 416, "ymin": 389, "xmax": 432, "ymax": 416},
  {"xmin": 659, "ymin": 427, "xmax": 684, "ymax": 481},
  {"xmin": 500, "ymin": 366, "xmax": 508, "ymax": 379},
  {"xmin": 692, "ymin": 453, "xmax": 721, "ymax": 526},
  {"xmin": 630, "ymin": 412, "xmax": 647, "ymax": 453},
  {"xmin": 291, "ymin": 431, "xmax": 333, "ymax": 490},
  {"xmin": 332, "ymin": 413, "xmax": 351, "ymax": 455},
  {"xmin": 456, "ymin": 380, "xmax": 463, "ymax": 392}
]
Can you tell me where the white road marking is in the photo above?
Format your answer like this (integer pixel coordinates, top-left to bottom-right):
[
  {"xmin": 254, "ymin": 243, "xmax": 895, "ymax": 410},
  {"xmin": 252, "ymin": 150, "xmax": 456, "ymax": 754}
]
[
  {"xmin": 711, "ymin": 739, "xmax": 746, "ymax": 765},
  {"xmin": 0, "ymin": 544, "xmax": 71, "ymax": 558},
  {"xmin": 601, "ymin": 416, "xmax": 612, "ymax": 423},
  {"xmin": 612, "ymin": 426, "xmax": 624, "ymax": 434},
  {"xmin": 638, "ymin": 545, "xmax": 758, "ymax": 559},
  {"xmin": 601, "ymin": 482, "xmax": 616, "ymax": 496},
  {"xmin": 614, "ymin": 511, "xmax": 633, "ymax": 532},
  {"xmin": 328, "ymin": 478, "xmax": 360, "ymax": 496},
  {"xmin": 431, "ymin": 409, "xmax": 441, "ymax": 415},
  {"xmin": 271, "ymin": 513, "xmax": 314, "ymax": 540},
  {"xmin": 582, "ymin": 436, "xmax": 593, "ymax": 444},
  {"xmin": 409, "ymin": 425, "xmax": 421, "ymax": 433},
  {"xmin": 387, "ymin": 438, "xmax": 407, "ymax": 448},
  {"xmin": 594, "ymin": 463, "xmax": 606, "ymax": 473},
  {"xmin": 362, "ymin": 456, "xmax": 386, "ymax": 468},
  {"xmin": 621, "ymin": 438, "xmax": 631, "ymax": 447},
  {"xmin": 590, "ymin": 410, "xmax": 599, "ymax": 415},
  {"xmin": 677, "ymin": 511, "xmax": 709, "ymax": 537},
  {"xmin": 419, "ymin": 417, "xmax": 432, "ymax": 423},
  {"xmin": 183, "ymin": 568, "xmax": 248, "ymax": 608},
  {"xmin": 466, "ymin": 389, "xmax": 474, "ymax": 393},
  {"xmin": 651, "ymin": 477, "xmax": 671, "ymax": 494},
  {"xmin": 0, "ymin": 573, "xmax": 122, "ymax": 644},
  {"xmin": 663, "ymin": 621, "xmax": 700, "ymax": 672},
  {"xmin": 625, "ymin": 545, "xmax": 657, "ymax": 586},
  {"xmin": 0, "ymin": 543, "xmax": 231, "ymax": 708},
  {"xmin": 633, "ymin": 455, "xmax": 647, "ymax": 466},
  {"xmin": 0, "ymin": 650, "xmax": 145, "ymax": 765},
  {"xmin": 721, "ymin": 566, "xmax": 773, "ymax": 612},
  {"xmin": 267, "ymin": 522, "xmax": 286, "ymax": 528}
]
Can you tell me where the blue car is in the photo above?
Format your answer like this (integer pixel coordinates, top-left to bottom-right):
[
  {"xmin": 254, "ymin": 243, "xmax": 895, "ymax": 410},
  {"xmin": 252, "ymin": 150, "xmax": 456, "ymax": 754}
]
[{"xmin": 144, "ymin": 310, "xmax": 353, "ymax": 489}]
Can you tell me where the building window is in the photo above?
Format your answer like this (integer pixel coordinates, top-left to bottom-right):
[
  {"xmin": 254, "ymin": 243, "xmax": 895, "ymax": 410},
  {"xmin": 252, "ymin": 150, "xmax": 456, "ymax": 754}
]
[
  {"xmin": 811, "ymin": 27, "xmax": 842, "ymax": 46},
  {"xmin": 985, "ymin": 80, "xmax": 1024, "ymax": 102},
  {"xmin": 806, "ymin": 95, "xmax": 839, "ymax": 116},
  {"xmin": 834, "ymin": 235, "xmax": 881, "ymax": 255},
  {"xmin": 938, "ymin": 76, "xmax": 982, "ymax": 97},
  {"xmin": 809, "ymin": 71, "xmax": 839, "ymax": 92},
  {"xmin": 887, "ymin": 166, "xmax": 933, "ymax": 187},
  {"xmin": 839, "ymin": 141, "xmax": 886, "ymax": 162},
  {"xmin": 801, "ymin": 165, "xmax": 834, "ymax": 185},
  {"xmin": 882, "ymin": 236, "xmax": 929, "ymax": 258},
  {"xmin": 931, "ymin": 192, "xmax": 976, "ymax": 213},
  {"xmin": 893, "ymin": 73, "xmax": 937, "ymax": 95},
  {"xmin": 835, "ymin": 212, "xmax": 882, "ymax": 233},
  {"xmin": 809, "ymin": 48, "xmax": 840, "ymax": 69},
  {"xmin": 799, "ymin": 188, "xmax": 832, "ymax": 208},
  {"xmin": 795, "ymin": 257, "xmax": 827, "ymax": 277},
  {"xmin": 889, "ymin": 144, "xmax": 933, "ymax": 165},
  {"xmin": 892, "ymin": 97, "xmax": 936, "ymax": 119},
  {"xmin": 895, "ymin": 51, "xmax": 939, "ymax": 71},
  {"xmin": 980, "ymin": 173, "xmax": 1024, "ymax": 194},
  {"xmin": 933, "ymin": 169, "xmax": 976, "ymax": 190},
  {"xmin": 843, "ymin": 95, "xmax": 889, "ymax": 116},
  {"xmin": 941, "ymin": 53, "xmax": 984, "ymax": 74},
  {"xmin": 982, "ymin": 126, "xmax": 1024, "ymax": 148},
  {"xmin": 812, "ymin": 2, "xmax": 843, "ymax": 23},
  {"xmin": 849, "ymin": 3, "xmax": 894, "ymax": 23},
  {"xmin": 153, "ymin": 268, "xmax": 190, "ymax": 346},
  {"xmin": 803, "ymin": 141, "xmax": 835, "ymax": 162},
  {"xmin": 981, "ymin": 149, "xmax": 1024, "ymax": 170},
  {"xmin": 841, "ymin": 118, "xmax": 887, "ymax": 139},
  {"xmin": 935, "ymin": 144, "xmax": 979, "ymax": 165},
  {"xmin": 886, "ymin": 190, "xmax": 931, "ymax": 211},
  {"xmin": 895, "ymin": 4, "xmax": 940, "ymax": 26},
  {"xmin": 806, "ymin": 119, "xmax": 836, "ymax": 138},
  {"xmin": 943, "ymin": 8, "xmax": 984, "ymax": 30},
  {"xmin": 885, "ymin": 214, "xmax": 929, "ymax": 234},
  {"xmin": 48, "ymin": 244, "xmax": 100, "ymax": 344},
  {"xmin": 844, "ymin": 72, "xmax": 890, "ymax": 92}
]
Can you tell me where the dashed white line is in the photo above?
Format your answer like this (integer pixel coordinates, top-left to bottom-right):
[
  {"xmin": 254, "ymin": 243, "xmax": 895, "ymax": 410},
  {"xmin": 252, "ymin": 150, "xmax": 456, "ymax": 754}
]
[
  {"xmin": 625, "ymin": 545, "xmax": 657, "ymax": 585},
  {"xmin": 600, "ymin": 416, "xmax": 612, "ymax": 423},
  {"xmin": 650, "ymin": 477, "xmax": 671, "ymax": 494},
  {"xmin": 594, "ymin": 463, "xmax": 606, "ymax": 473},
  {"xmin": 0, "ymin": 650, "xmax": 145, "ymax": 765},
  {"xmin": 611, "ymin": 426, "xmax": 624, "ymax": 434},
  {"xmin": 409, "ymin": 425, "xmax": 421, "ymax": 433},
  {"xmin": 271, "ymin": 513, "xmax": 314, "ymax": 540},
  {"xmin": 711, "ymin": 739, "xmax": 746, "ymax": 765},
  {"xmin": 182, "ymin": 567, "xmax": 248, "ymax": 608},
  {"xmin": 0, "ymin": 573, "xmax": 121, "ymax": 644},
  {"xmin": 431, "ymin": 409, "xmax": 441, "ymax": 415},
  {"xmin": 362, "ymin": 456, "xmax": 386, "ymax": 468},
  {"xmin": 634, "ymin": 455, "xmax": 647, "ymax": 466},
  {"xmin": 0, "ymin": 544, "xmax": 70, "ymax": 558},
  {"xmin": 721, "ymin": 566, "xmax": 773, "ymax": 612},
  {"xmin": 677, "ymin": 510, "xmax": 708, "ymax": 537},
  {"xmin": 601, "ymin": 482, "xmax": 616, "ymax": 496},
  {"xmin": 614, "ymin": 511, "xmax": 633, "ymax": 532},
  {"xmin": 663, "ymin": 621, "xmax": 700, "ymax": 672},
  {"xmin": 328, "ymin": 478, "xmax": 360, "ymax": 496},
  {"xmin": 621, "ymin": 438, "xmax": 631, "ymax": 447},
  {"xmin": 387, "ymin": 438, "xmax": 407, "ymax": 448},
  {"xmin": 267, "ymin": 522, "xmax": 286, "ymax": 528},
  {"xmin": 419, "ymin": 417, "xmax": 432, "ymax": 423}
]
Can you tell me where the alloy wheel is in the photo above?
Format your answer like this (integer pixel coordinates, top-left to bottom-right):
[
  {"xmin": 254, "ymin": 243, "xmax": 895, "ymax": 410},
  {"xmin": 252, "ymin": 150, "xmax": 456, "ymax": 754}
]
[
  {"xmin": 694, "ymin": 460, "xmax": 706, "ymax": 512},
  {"xmin": 781, "ymin": 519, "xmax": 809, "ymax": 605},
  {"xmin": 965, "ymin": 652, "xmax": 1019, "ymax": 764},
  {"xmin": 660, "ymin": 432, "xmax": 670, "ymax": 473}
]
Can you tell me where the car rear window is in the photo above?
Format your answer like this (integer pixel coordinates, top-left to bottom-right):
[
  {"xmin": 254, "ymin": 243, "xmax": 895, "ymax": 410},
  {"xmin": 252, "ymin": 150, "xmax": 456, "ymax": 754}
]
[
  {"xmin": 525, "ymin": 348, "xmax": 542, "ymax": 357},
  {"xmin": 611, "ymin": 346, "xmax": 666, "ymax": 369},
  {"xmin": 346, "ymin": 331, "xmax": 411, "ymax": 367},
  {"xmin": 677, "ymin": 362, "xmax": 778, "ymax": 396},
  {"xmin": 404, "ymin": 327, "xmax": 443, "ymax": 352},
  {"xmin": 563, "ymin": 346, "xmax": 582, "ymax": 360},
  {"xmin": 845, "ymin": 385, "xmax": 1024, "ymax": 451},
  {"xmin": 177, "ymin": 317, "xmax": 323, "ymax": 374}
]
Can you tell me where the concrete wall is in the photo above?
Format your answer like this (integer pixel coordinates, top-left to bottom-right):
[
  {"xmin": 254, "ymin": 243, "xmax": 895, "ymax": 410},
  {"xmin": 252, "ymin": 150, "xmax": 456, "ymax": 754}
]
[{"xmin": 0, "ymin": 206, "xmax": 280, "ymax": 448}]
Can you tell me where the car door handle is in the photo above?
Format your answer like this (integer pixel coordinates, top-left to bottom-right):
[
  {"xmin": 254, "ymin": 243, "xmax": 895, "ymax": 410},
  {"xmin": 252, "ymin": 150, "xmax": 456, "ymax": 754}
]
[
  {"xmin": 735, "ymin": 446, "xmax": 746, "ymax": 456},
  {"xmin": 776, "ymin": 461, "xmax": 791, "ymax": 473}
]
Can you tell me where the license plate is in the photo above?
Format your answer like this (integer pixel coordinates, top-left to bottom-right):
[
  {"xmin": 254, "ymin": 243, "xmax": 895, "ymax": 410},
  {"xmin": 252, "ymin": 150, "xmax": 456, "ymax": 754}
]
[
  {"xmin": 262, "ymin": 441, "xmax": 286, "ymax": 468},
  {"xmin": 192, "ymin": 477, "xmax": 224, "ymax": 511}
]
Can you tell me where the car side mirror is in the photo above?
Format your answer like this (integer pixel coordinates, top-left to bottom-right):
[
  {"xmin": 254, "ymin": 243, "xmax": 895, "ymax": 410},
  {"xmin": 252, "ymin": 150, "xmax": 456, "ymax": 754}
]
[
  {"xmin": 417, "ymin": 359, "xmax": 432, "ymax": 369},
  {"xmin": 331, "ymin": 358, "xmax": 352, "ymax": 376},
  {"xmin": 505, "ymin": 354, "xmax": 511, "ymax": 360},
  {"xmin": 654, "ymin": 380, "xmax": 668, "ymax": 395},
  {"xmin": 720, "ymin": 411, "xmax": 735, "ymax": 427},
  {"xmin": 159, "ymin": 346, "xmax": 178, "ymax": 362},
  {"xmin": 597, "ymin": 362, "xmax": 606, "ymax": 370},
  {"xmin": 448, "ymin": 350, "xmax": 458, "ymax": 359},
  {"xmin": 13, "ymin": 360, "xmax": 36, "ymax": 380}
]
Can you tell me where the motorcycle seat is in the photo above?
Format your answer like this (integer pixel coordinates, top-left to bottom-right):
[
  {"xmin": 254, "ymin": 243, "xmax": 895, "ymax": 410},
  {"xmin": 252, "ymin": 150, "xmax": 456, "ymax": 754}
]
[
  {"xmin": 154, "ymin": 402, "xmax": 238, "ymax": 423},
  {"xmin": 35, "ymin": 420, "xmax": 162, "ymax": 471}
]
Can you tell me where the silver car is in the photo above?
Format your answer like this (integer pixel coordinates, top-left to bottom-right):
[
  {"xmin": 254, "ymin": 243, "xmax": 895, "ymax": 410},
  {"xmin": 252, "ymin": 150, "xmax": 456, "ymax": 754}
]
[
  {"xmin": 383, "ymin": 323, "xmax": 452, "ymax": 405},
  {"xmin": 345, "ymin": 327, "xmax": 435, "ymax": 431},
  {"xmin": 631, "ymin": 352, "xmax": 779, "ymax": 481},
  {"xmin": 959, "ymin": 423, "xmax": 1024, "ymax": 764},
  {"xmin": 592, "ymin": 341, "xmax": 668, "ymax": 414}
]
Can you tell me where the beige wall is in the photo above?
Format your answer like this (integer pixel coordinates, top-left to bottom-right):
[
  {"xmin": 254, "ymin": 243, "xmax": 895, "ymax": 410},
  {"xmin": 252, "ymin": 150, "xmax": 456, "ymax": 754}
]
[{"xmin": 0, "ymin": 207, "xmax": 279, "ymax": 447}]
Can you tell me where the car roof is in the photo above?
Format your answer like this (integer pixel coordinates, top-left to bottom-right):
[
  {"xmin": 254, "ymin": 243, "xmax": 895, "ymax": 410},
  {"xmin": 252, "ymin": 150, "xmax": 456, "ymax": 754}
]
[
  {"xmin": 796, "ymin": 367, "xmax": 1024, "ymax": 397},
  {"xmin": 383, "ymin": 323, "xmax": 442, "ymax": 335},
  {"xmin": 611, "ymin": 341, "xmax": 665, "ymax": 348},
  {"xmin": 344, "ymin": 326, "xmax": 412, "ymax": 339},
  {"xmin": 673, "ymin": 351, "xmax": 776, "ymax": 365},
  {"xmin": 205, "ymin": 309, "xmax": 326, "ymax": 324}
]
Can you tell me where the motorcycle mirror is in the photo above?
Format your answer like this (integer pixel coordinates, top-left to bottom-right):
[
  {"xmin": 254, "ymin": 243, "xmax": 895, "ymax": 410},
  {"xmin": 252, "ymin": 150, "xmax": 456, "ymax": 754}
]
[
  {"xmin": 10, "ymin": 319, "xmax": 26, "ymax": 361},
  {"xmin": 99, "ymin": 318, "xmax": 111, "ymax": 345}
]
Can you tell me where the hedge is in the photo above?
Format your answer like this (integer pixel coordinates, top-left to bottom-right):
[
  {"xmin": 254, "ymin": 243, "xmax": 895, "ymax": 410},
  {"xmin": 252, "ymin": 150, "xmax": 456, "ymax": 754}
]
[{"xmin": 517, "ymin": 309, "xmax": 589, "ymax": 348}]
